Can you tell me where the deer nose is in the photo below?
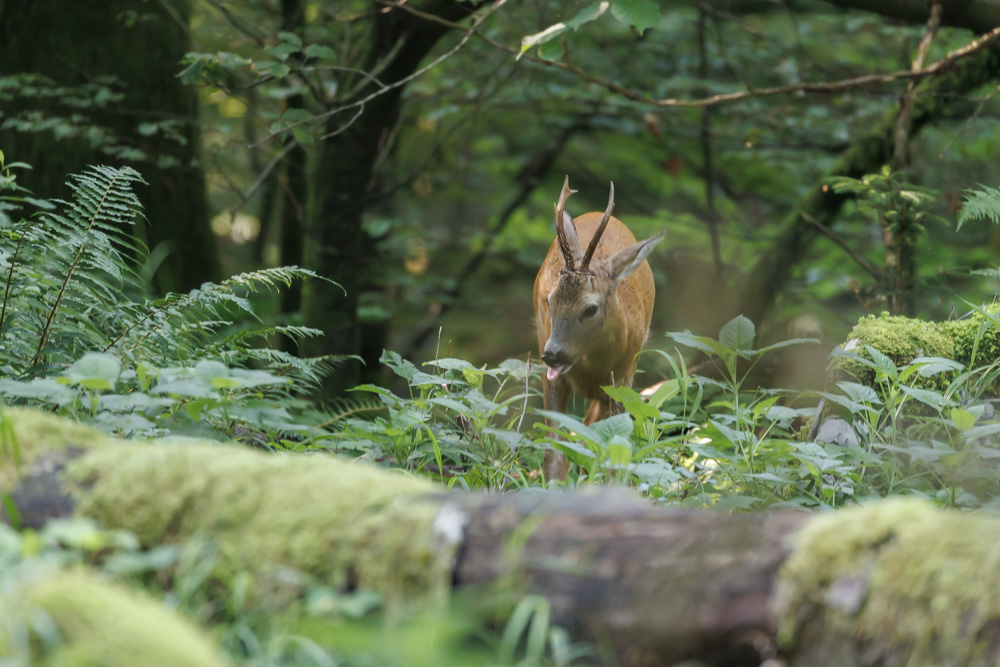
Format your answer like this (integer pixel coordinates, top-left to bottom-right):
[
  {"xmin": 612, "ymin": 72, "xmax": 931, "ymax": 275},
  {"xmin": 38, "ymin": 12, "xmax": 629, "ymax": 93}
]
[{"xmin": 541, "ymin": 348, "xmax": 572, "ymax": 367}]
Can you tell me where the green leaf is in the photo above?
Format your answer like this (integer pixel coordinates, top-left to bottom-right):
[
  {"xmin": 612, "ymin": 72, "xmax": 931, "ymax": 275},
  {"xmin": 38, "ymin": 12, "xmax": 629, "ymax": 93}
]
[
  {"xmin": 537, "ymin": 39, "xmax": 565, "ymax": 61},
  {"xmin": 610, "ymin": 0, "xmax": 660, "ymax": 35},
  {"xmin": 958, "ymin": 185, "xmax": 1000, "ymax": 230},
  {"xmin": 907, "ymin": 356, "xmax": 964, "ymax": 377},
  {"xmin": 608, "ymin": 436, "xmax": 633, "ymax": 467},
  {"xmin": 712, "ymin": 495, "xmax": 759, "ymax": 511},
  {"xmin": 754, "ymin": 337, "xmax": 820, "ymax": 355},
  {"xmin": 951, "ymin": 408, "xmax": 976, "ymax": 432},
  {"xmin": 520, "ymin": 3, "xmax": 609, "ymax": 55},
  {"xmin": 719, "ymin": 315, "xmax": 755, "ymax": 354},
  {"xmin": 590, "ymin": 413, "xmax": 634, "ymax": 441},
  {"xmin": 265, "ymin": 43, "xmax": 300, "ymax": 62},
  {"xmin": 536, "ymin": 409, "xmax": 603, "ymax": 444},
  {"xmin": 602, "ymin": 384, "xmax": 658, "ymax": 421},
  {"xmin": 666, "ymin": 330, "xmax": 730, "ymax": 358},
  {"xmin": 65, "ymin": 353, "xmax": 121, "ymax": 390},
  {"xmin": 898, "ymin": 384, "xmax": 948, "ymax": 412},
  {"xmin": 647, "ymin": 379, "xmax": 679, "ymax": 408},
  {"xmin": 303, "ymin": 44, "xmax": 336, "ymax": 60},
  {"xmin": 835, "ymin": 381, "xmax": 881, "ymax": 405},
  {"xmin": 864, "ymin": 345, "xmax": 899, "ymax": 381}
]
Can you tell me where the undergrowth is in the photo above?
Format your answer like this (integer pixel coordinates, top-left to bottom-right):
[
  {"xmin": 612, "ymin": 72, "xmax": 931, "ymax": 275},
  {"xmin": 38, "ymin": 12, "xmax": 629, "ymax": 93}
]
[{"xmin": 0, "ymin": 153, "xmax": 343, "ymax": 441}]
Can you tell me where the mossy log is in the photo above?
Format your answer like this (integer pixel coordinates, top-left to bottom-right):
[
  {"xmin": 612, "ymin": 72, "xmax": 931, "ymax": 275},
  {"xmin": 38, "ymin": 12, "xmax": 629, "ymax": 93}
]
[{"xmin": 8, "ymin": 409, "xmax": 1000, "ymax": 665}]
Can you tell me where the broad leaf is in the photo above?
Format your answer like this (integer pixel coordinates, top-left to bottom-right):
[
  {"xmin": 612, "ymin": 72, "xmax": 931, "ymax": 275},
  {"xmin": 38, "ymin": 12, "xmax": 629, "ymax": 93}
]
[
  {"xmin": 610, "ymin": 0, "xmax": 660, "ymax": 35},
  {"xmin": 719, "ymin": 316, "xmax": 755, "ymax": 355}
]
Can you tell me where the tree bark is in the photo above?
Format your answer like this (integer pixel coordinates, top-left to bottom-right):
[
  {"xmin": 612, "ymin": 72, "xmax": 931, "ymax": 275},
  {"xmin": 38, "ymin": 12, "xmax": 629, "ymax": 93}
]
[
  {"xmin": 0, "ymin": 0, "xmax": 218, "ymax": 294},
  {"xmin": 279, "ymin": 0, "xmax": 309, "ymax": 319},
  {"xmin": 300, "ymin": 1, "xmax": 480, "ymax": 398}
]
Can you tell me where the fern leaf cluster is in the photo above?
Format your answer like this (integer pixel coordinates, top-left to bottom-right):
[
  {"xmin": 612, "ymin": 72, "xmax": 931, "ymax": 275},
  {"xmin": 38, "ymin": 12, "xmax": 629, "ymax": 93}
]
[
  {"xmin": 958, "ymin": 185, "xmax": 1000, "ymax": 230},
  {"xmin": 0, "ymin": 165, "xmax": 145, "ymax": 374},
  {"xmin": 0, "ymin": 160, "xmax": 341, "ymax": 441}
]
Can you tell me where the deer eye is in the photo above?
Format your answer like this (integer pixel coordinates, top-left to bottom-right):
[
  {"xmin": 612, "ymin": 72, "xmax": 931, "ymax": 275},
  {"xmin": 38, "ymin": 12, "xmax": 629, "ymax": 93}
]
[{"xmin": 581, "ymin": 304, "xmax": 599, "ymax": 320}]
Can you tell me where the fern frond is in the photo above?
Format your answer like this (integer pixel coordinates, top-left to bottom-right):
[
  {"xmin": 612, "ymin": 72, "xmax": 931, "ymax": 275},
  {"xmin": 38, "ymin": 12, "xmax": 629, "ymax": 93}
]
[
  {"xmin": 958, "ymin": 186, "xmax": 1000, "ymax": 230},
  {"xmin": 314, "ymin": 396, "xmax": 387, "ymax": 429},
  {"xmin": 215, "ymin": 348, "xmax": 351, "ymax": 391},
  {"xmin": 0, "ymin": 165, "xmax": 145, "ymax": 374},
  {"xmin": 107, "ymin": 266, "xmax": 332, "ymax": 360}
]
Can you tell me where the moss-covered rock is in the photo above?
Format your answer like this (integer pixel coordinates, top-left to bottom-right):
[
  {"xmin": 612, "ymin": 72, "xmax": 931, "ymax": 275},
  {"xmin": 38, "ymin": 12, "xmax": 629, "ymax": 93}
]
[
  {"xmin": 0, "ymin": 568, "xmax": 228, "ymax": 666},
  {"xmin": 829, "ymin": 305, "xmax": 1000, "ymax": 394},
  {"xmin": 943, "ymin": 304, "xmax": 1000, "ymax": 369},
  {"xmin": 776, "ymin": 499, "xmax": 1000, "ymax": 666},
  {"xmin": 829, "ymin": 312, "xmax": 955, "ymax": 387}
]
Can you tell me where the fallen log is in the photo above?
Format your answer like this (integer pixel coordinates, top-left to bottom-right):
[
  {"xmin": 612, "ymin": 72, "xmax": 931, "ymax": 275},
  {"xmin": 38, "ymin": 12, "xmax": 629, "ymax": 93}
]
[{"xmin": 5, "ymin": 408, "xmax": 1000, "ymax": 666}]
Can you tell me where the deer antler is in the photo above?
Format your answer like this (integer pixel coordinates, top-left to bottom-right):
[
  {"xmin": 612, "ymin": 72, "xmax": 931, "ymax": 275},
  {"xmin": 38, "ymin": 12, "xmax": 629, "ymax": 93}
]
[
  {"xmin": 580, "ymin": 181, "xmax": 615, "ymax": 271},
  {"xmin": 554, "ymin": 175, "xmax": 578, "ymax": 271}
]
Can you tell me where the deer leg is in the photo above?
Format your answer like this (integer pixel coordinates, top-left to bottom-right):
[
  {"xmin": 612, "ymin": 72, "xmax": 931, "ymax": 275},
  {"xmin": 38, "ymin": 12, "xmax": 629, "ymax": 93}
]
[
  {"xmin": 542, "ymin": 377, "xmax": 570, "ymax": 482},
  {"xmin": 583, "ymin": 395, "xmax": 622, "ymax": 425}
]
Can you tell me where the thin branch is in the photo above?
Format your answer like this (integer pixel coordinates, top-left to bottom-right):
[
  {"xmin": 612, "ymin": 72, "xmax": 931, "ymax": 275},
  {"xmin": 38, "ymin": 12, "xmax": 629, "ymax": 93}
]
[
  {"xmin": 797, "ymin": 208, "xmax": 880, "ymax": 280},
  {"xmin": 227, "ymin": 140, "xmax": 298, "ymax": 217},
  {"xmin": 203, "ymin": 0, "xmax": 267, "ymax": 48},
  {"xmin": 939, "ymin": 82, "xmax": 1000, "ymax": 157},
  {"xmin": 892, "ymin": 2, "xmax": 943, "ymax": 168},
  {"xmin": 263, "ymin": 0, "xmax": 504, "ymax": 145},
  {"xmin": 387, "ymin": 1, "xmax": 1000, "ymax": 110},
  {"xmin": 697, "ymin": 7, "xmax": 723, "ymax": 276}
]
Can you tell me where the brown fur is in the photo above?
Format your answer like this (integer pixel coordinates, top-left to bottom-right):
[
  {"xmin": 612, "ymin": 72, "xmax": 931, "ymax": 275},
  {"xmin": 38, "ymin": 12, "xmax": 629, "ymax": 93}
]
[{"xmin": 533, "ymin": 212, "xmax": 659, "ymax": 481}]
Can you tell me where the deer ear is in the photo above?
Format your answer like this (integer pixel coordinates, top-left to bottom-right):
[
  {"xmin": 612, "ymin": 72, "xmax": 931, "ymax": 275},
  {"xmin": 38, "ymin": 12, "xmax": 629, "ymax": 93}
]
[
  {"xmin": 560, "ymin": 211, "xmax": 584, "ymax": 265},
  {"xmin": 605, "ymin": 230, "xmax": 666, "ymax": 281}
]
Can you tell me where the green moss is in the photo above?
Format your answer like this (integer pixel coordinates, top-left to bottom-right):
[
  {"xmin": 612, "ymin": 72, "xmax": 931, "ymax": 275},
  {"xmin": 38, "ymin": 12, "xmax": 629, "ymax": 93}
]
[
  {"xmin": 943, "ymin": 303, "xmax": 1000, "ymax": 369},
  {"xmin": 830, "ymin": 306, "xmax": 1000, "ymax": 396},
  {"xmin": 1, "ymin": 569, "xmax": 227, "ymax": 666},
  {"xmin": 0, "ymin": 407, "xmax": 116, "ymax": 487},
  {"xmin": 67, "ymin": 442, "xmax": 460, "ymax": 610},
  {"xmin": 777, "ymin": 499, "xmax": 1000, "ymax": 665},
  {"xmin": 828, "ymin": 312, "xmax": 955, "ymax": 387}
]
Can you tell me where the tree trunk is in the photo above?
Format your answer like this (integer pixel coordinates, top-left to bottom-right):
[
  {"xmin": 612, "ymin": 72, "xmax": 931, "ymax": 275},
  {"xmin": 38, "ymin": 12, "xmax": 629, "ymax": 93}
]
[
  {"xmin": 279, "ymin": 0, "xmax": 309, "ymax": 319},
  {"xmin": 11, "ymin": 409, "xmax": 1000, "ymax": 666},
  {"xmin": 0, "ymin": 0, "xmax": 218, "ymax": 294},
  {"xmin": 300, "ymin": 1, "xmax": 478, "ymax": 398}
]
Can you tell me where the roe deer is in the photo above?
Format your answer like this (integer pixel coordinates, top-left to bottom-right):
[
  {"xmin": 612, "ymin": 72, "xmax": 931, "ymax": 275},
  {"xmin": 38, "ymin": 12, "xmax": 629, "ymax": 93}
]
[{"xmin": 533, "ymin": 176, "xmax": 665, "ymax": 481}]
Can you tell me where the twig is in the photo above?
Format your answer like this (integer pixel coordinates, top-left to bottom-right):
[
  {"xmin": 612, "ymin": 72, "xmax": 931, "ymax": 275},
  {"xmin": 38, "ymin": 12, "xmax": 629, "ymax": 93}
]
[
  {"xmin": 697, "ymin": 7, "xmax": 723, "ymax": 276},
  {"xmin": 387, "ymin": 1, "xmax": 1000, "ymax": 110},
  {"xmin": 264, "ymin": 0, "xmax": 505, "ymax": 144},
  {"xmin": 797, "ymin": 208, "xmax": 881, "ymax": 280},
  {"xmin": 893, "ymin": 2, "xmax": 943, "ymax": 168},
  {"xmin": 806, "ymin": 399, "xmax": 826, "ymax": 442},
  {"xmin": 517, "ymin": 356, "xmax": 531, "ymax": 433},
  {"xmin": 939, "ymin": 82, "xmax": 1000, "ymax": 157}
]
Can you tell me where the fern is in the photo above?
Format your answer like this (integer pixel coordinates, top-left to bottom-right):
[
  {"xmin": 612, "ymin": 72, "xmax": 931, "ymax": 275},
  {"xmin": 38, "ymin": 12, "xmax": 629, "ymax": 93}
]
[
  {"xmin": 103, "ymin": 266, "xmax": 333, "ymax": 365},
  {"xmin": 0, "ymin": 161, "xmax": 343, "ymax": 439},
  {"xmin": 0, "ymin": 165, "xmax": 144, "ymax": 374},
  {"xmin": 958, "ymin": 185, "xmax": 1000, "ymax": 230}
]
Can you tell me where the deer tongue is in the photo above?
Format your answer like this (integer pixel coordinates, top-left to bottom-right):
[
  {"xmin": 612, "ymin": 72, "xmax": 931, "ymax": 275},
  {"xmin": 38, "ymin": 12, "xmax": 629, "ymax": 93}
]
[{"xmin": 546, "ymin": 365, "xmax": 565, "ymax": 382}]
